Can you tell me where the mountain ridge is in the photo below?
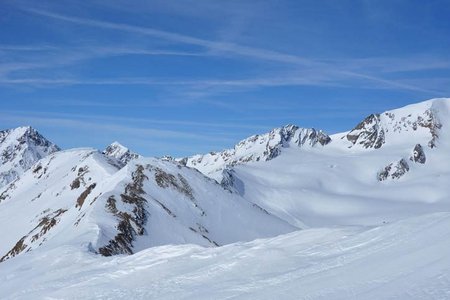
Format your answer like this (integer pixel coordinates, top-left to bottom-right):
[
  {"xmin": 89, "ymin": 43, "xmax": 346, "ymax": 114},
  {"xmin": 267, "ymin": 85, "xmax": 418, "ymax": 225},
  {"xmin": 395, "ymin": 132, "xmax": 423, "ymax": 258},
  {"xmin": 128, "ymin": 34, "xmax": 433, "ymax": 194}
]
[
  {"xmin": 177, "ymin": 125, "xmax": 331, "ymax": 181},
  {"xmin": 178, "ymin": 98, "xmax": 450, "ymax": 182},
  {"xmin": 0, "ymin": 126, "xmax": 60, "ymax": 188},
  {"xmin": 0, "ymin": 147, "xmax": 294, "ymax": 262},
  {"xmin": 1, "ymin": 97, "xmax": 450, "ymax": 262}
]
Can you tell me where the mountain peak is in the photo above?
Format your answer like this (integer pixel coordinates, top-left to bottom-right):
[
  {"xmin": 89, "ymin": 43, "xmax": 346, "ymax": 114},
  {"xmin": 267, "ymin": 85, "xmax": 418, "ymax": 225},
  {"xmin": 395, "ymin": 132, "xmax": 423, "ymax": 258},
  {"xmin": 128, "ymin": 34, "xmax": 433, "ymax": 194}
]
[
  {"xmin": 0, "ymin": 126, "xmax": 60, "ymax": 187},
  {"xmin": 108, "ymin": 141, "xmax": 128, "ymax": 152},
  {"xmin": 179, "ymin": 124, "xmax": 331, "ymax": 181},
  {"xmin": 344, "ymin": 98, "xmax": 450, "ymax": 150},
  {"xmin": 103, "ymin": 141, "xmax": 140, "ymax": 165}
]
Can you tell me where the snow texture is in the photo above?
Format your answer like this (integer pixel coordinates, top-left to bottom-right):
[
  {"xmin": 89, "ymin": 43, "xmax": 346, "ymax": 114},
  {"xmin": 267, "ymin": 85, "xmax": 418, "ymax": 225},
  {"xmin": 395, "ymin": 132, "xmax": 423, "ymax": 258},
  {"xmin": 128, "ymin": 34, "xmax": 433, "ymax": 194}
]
[
  {"xmin": 1, "ymin": 213, "xmax": 450, "ymax": 299},
  {"xmin": 2, "ymin": 98, "xmax": 450, "ymax": 299}
]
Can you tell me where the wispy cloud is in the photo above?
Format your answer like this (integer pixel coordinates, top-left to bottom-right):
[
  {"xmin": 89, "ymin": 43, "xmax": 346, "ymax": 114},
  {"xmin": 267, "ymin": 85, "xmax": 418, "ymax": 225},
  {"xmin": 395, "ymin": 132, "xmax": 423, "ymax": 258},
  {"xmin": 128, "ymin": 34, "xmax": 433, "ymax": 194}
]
[
  {"xmin": 24, "ymin": 8, "xmax": 320, "ymax": 67},
  {"xmin": 12, "ymin": 7, "xmax": 447, "ymax": 97},
  {"xmin": 3, "ymin": 108, "xmax": 267, "ymax": 134},
  {"xmin": 0, "ymin": 110, "xmax": 237, "ymax": 143},
  {"xmin": 0, "ymin": 4, "xmax": 438, "ymax": 103},
  {"xmin": 0, "ymin": 44, "xmax": 205, "ymax": 79},
  {"xmin": 330, "ymin": 56, "xmax": 450, "ymax": 74},
  {"xmin": 0, "ymin": 45, "xmax": 57, "ymax": 51},
  {"xmin": 1, "ymin": 72, "xmax": 445, "ymax": 96}
]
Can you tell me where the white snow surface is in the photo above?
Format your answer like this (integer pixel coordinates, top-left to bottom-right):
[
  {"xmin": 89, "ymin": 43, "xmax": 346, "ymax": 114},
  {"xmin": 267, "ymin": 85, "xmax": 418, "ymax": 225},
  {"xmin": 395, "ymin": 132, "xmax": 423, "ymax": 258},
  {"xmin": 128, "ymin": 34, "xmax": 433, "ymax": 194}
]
[
  {"xmin": 0, "ymin": 148, "xmax": 294, "ymax": 261},
  {"xmin": 209, "ymin": 98, "xmax": 450, "ymax": 227},
  {"xmin": 2, "ymin": 98, "xmax": 450, "ymax": 299},
  {"xmin": 1, "ymin": 212, "xmax": 450, "ymax": 299}
]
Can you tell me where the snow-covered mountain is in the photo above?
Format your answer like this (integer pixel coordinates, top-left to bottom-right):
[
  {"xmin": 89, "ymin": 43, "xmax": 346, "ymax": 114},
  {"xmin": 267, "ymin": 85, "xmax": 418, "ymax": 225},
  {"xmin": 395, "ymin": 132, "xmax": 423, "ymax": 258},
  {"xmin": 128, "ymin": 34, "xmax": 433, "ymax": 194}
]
[
  {"xmin": 103, "ymin": 141, "xmax": 140, "ymax": 165},
  {"xmin": 0, "ymin": 126, "xmax": 59, "ymax": 188},
  {"xmin": 178, "ymin": 125, "xmax": 331, "ymax": 181},
  {"xmin": 211, "ymin": 98, "xmax": 450, "ymax": 228},
  {"xmin": 342, "ymin": 98, "xmax": 445, "ymax": 149},
  {"xmin": 2, "ymin": 98, "xmax": 450, "ymax": 299},
  {"xmin": 0, "ymin": 148, "xmax": 294, "ymax": 262},
  {"xmin": 180, "ymin": 99, "xmax": 449, "ymax": 186}
]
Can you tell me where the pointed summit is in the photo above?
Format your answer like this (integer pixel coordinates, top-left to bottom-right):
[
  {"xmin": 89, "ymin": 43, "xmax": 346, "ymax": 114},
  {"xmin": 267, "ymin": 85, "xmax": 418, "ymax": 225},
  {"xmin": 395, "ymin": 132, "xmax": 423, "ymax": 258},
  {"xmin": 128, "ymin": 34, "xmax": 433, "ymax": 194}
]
[
  {"xmin": 0, "ymin": 126, "xmax": 60, "ymax": 187},
  {"xmin": 103, "ymin": 141, "xmax": 140, "ymax": 165}
]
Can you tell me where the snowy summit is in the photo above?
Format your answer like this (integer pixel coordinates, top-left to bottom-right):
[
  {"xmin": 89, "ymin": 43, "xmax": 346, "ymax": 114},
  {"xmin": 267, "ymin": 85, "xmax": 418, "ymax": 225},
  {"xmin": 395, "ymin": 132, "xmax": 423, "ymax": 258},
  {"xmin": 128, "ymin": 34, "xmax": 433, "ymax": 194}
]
[{"xmin": 1, "ymin": 98, "xmax": 450, "ymax": 299}]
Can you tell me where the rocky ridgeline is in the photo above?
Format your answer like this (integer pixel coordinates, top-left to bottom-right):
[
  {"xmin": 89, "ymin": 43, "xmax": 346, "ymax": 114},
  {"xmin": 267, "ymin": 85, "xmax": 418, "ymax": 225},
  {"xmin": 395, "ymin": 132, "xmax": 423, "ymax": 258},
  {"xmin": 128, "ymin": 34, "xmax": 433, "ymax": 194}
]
[
  {"xmin": 345, "ymin": 103, "xmax": 444, "ymax": 181},
  {"xmin": 178, "ymin": 125, "xmax": 331, "ymax": 180},
  {"xmin": 347, "ymin": 114, "xmax": 386, "ymax": 149},
  {"xmin": 103, "ymin": 141, "xmax": 140, "ymax": 165},
  {"xmin": 346, "ymin": 108, "xmax": 442, "ymax": 149},
  {"xmin": 0, "ymin": 126, "xmax": 60, "ymax": 187},
  {"xmin": 99, "ymin": 164, "xmax": 149, "ymax": 256}
]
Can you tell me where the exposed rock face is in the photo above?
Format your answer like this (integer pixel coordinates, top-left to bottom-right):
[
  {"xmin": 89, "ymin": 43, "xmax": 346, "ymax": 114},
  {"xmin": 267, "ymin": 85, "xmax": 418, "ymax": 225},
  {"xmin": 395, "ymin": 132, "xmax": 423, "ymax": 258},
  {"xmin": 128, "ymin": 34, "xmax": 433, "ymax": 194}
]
[
  {"xmin": 0, "ymin": 149, "xmax": 122, "ymax": 262},
  {"xmin": 103, "ymin": 142, "xmax": 140, "ymax": 165},
  {"xmin": 99, "ymin": 165, "xmax": 148, "ymax": 256},
  {"xmin": 346, "ymin": 106, "xmax": 442, "ymax": 149},
  {"xmin": 179, "ymin": 125, "xmax": 331, "ymax": 181},
  {"xmin": 220, "ymin": 168, "xmax": 245, "ymax": 195},
  {"xmin": 0, "ymin": 147, "xmax": 294, "ymax": 263},
  {"xmin": 410, "ymin": 144, "xmax": 426, "ymax": 164},
  {"xmin": 378, "ymin": 158, "xmax": 410, "ymax": 181},
  {"xmin": 418, "ymin": 109, "xmax": 442, "ymax": 148},
  {"xmin": 0, "ymin": 209, "xmax": 67, "ymax": 262},
  {"xmin": 0, "ymin": 126, "xmax": 60, "ymax": 187},
  {"xmin": 347, "ymin": 114, "xmax": 385, "ymax": 149}
]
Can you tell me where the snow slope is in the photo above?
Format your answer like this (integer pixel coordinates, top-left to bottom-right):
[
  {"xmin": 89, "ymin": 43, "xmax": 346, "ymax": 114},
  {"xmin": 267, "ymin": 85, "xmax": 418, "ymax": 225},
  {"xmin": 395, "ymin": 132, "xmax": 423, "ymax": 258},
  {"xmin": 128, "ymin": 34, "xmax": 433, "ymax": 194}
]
[
  {"xmin": 1, "ymin": 212, "xmax": 450, "ymax": 299},
  {"xmin": 1, "ymin": 98, "xmax": 450, "ymax": 299},
  {"xmin": 178, "ymin": 125, "xmax": 331, "ymax": 181},
  {"xmin": 208, "ymin": 99, "xmax": 450, "ymax": 227},
  {"xmin": 0, "ymin": 148, "xmax": 294, "ymax": 262},
  {"xmin": 0, "ymin": 126, "xmax": 59, "ymax": 187}
]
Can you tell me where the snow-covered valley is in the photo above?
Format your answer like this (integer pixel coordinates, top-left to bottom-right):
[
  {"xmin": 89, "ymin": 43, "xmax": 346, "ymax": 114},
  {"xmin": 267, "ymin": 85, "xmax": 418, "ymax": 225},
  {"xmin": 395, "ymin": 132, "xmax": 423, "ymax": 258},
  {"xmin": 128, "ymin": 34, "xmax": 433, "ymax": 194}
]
[{"xmin": 2, "ymin": 98, "xmax": 450, "ymax": 299}]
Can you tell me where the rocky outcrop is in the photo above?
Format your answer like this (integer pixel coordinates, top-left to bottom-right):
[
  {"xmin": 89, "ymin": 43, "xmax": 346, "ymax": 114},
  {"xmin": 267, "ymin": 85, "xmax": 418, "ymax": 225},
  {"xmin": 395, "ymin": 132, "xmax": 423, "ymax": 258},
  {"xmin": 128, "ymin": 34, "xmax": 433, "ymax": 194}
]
[
  {"xmin": 347, "ymin": 114, "xmax": 385, "ymax": 149},
  {"xmin": 98, "ymin": 165, "xmax": 148, "ymax": 256},
  {"xmin": 410, "ymin": 144, "xmax": 426, "ymax": 164},
  {"xmin": 103, "ymin": 142, "xmax": 139, "ymax": 165},
  {"xmin": 347, "ymin": 106, "xmax": 442, "ymax": 149},
  {"xmin": 378, "ymin": 158, "xmax": 410, "ymax": 181},
  {"xmin": 220, "ymin": 168, "xmax": 245, "ymax": 195},
  {"xmin": 0, "ymin": 144, "xmax": 295, "ymax": 263},
  {"xmin": 179, "ymin": 125, "xmax": 331, "ymax": 180},
  {"xmin": 379, "ymin": 143, "xmax": 428, "ymax": 182},
  {"xmin": 0, "ymin": 209, "xmax": 67, "ymax": 262},
  {"xmin": 0, "ymin": 126, "xmax": 59, "ymax": 187},
  {"xmin": 417, "ymin": 109, "xmax": 442, "ymax": 148}
]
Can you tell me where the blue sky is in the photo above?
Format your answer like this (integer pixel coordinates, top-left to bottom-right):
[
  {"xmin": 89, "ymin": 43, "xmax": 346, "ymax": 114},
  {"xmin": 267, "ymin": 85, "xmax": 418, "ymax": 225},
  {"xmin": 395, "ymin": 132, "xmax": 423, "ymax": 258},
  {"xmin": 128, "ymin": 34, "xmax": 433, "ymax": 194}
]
[{"xmin": 1, "ymin": 0, "xmax": 450, "ymax": 157}]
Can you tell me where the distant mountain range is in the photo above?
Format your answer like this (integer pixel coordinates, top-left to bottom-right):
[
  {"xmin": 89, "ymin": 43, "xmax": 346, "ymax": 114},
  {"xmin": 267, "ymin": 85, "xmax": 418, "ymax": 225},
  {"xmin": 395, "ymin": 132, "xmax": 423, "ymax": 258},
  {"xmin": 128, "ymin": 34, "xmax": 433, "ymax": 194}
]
[{"xmin": 1, "ymin": 98, "xmax": 450, "ymax": 263}]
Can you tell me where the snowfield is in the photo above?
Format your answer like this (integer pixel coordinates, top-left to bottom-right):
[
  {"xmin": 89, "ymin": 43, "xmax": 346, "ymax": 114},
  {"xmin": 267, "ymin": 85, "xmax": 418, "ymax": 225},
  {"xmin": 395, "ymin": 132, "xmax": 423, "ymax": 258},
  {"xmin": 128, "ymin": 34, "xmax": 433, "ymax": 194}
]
[
  {"xmin": 1, "ymin": 213, "xmax": 450, "ymax": 299},
  {"xmin": 2, "ymin": 98, "xmax": 450, "ymax": 299},
  {"xmin": 0, "ymin": 149, "xmax": 293, "ymax": 261}
]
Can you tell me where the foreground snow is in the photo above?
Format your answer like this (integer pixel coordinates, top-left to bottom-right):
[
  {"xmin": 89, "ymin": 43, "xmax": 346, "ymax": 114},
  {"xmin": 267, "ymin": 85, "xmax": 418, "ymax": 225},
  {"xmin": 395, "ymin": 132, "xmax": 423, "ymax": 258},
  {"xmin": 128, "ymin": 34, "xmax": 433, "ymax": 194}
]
[
  {"xmin": 2, "ymin": 98, "xmax": 450, "ymax": 299},
  {"xmin": 1, "ymin": 212, "xmax": 450, "ymax": 299}
]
